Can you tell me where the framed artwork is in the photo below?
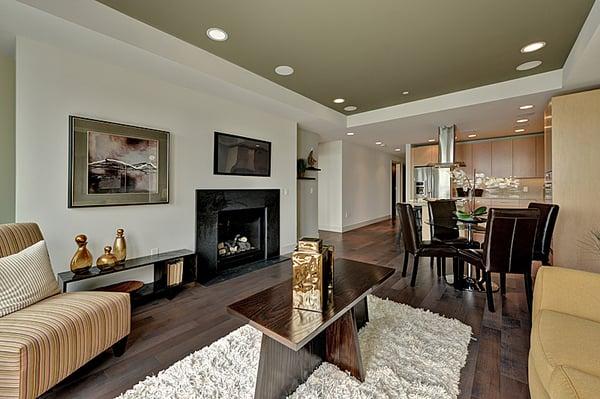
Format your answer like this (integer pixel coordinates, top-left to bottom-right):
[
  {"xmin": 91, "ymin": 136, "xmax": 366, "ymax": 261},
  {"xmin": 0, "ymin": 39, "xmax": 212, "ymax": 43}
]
[
  {"xmin": 68, "ymin": 116, "xmax": 169, "ymax": 208},
  {"xmin": 213, "ymin": 132, "xmax": 271, "ymax": 177}
]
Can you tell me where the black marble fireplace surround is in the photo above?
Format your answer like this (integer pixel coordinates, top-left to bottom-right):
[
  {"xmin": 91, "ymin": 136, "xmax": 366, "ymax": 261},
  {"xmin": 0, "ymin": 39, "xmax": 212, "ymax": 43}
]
[{"xmin": 196, "ymin": 189, "xmax": 282, "ymax": 283}]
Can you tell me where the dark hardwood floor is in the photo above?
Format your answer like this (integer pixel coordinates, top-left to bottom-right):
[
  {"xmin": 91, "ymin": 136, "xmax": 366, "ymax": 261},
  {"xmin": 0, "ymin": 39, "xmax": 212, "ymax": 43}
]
[{"xmin": 45, "ymin": 220, "xmax": 531, "ymax": 399}]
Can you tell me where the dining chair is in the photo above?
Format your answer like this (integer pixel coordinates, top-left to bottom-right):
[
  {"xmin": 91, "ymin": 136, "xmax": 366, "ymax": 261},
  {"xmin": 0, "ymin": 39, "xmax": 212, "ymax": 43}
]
[
  {"xmin": 458, "ymin": 208, "xmax": 540, "ymax": 312},
  {"xmin": 397, "ymin": 203, "xmax": 457, "ymax": 287},
  {"xmin": 428, "ymin": 200, "xmax": 480, "ymax": 277},
  {"xmin": 528, "ymin": 202, "xmax": 560, "ymax": 265}
]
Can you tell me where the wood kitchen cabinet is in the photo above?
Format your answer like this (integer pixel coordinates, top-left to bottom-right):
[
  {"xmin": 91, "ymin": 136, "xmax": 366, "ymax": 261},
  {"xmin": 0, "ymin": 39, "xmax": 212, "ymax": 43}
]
[
  {"xmin": 412, "ymin": 145, "xmax": 438, "ymax": 166},
  {"xmin": 492, "ymin": 140, "xmax": 513, "ymax": 177},
  {"xmin": 471, "ymin": 141, "xmax": 492, "ymax": 176},
  {"xmin": 512, "ymin": 136, "xmax": 536, "ymax": 177},
  {"xmin": 535, "ymin": 135, "xmax": 545, "ymax": 177},
  {"xmin": 455, "ymin": 143, "xmax": 473, "ymax": 177}
]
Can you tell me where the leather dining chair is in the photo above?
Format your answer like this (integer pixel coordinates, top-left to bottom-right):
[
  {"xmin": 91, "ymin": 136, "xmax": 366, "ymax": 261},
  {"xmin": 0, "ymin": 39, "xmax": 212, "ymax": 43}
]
[
  {"xmin": 428, "ymin": 200, "xmax": 481, "ymax": 277},
  {"xmin": 398, "ymin": 203, "xmax": 457, "ymax": 287},
  {"xmin": 528, "ymin": 202, "xmax": 560, "ymax": 265},
  {"xmin": 458, "ymin": 208, "xmax": 540, "ymax": 313}
]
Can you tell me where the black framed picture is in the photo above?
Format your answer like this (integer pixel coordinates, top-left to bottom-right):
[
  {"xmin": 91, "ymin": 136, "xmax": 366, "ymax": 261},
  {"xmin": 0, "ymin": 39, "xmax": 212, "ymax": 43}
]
[
  {"xmin": 68, "ymin": 116, "xmax": 170, "ymax": 208},
  {"xmin": 213, "ymin": 132, "xmax": 271, "ymax": 177}
]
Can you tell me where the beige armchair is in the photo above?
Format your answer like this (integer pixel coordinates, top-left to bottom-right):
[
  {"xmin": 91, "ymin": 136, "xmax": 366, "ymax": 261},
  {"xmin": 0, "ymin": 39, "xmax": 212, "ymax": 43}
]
[{"xmin": 0, "ymin": 223, "xmax": 131, "ymax": 399}]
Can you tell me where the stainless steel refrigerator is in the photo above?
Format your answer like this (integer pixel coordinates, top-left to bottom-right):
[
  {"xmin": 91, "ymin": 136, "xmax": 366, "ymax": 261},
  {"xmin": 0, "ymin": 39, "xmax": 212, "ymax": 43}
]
[{"xmin": 414, "ymin": 166, "xmax": 452, "ymax": 199}]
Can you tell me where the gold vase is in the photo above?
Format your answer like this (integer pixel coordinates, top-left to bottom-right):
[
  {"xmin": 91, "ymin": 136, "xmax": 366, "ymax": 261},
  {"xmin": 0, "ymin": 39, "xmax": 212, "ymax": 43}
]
[
  {"xmin": 96, "ymin": 246, "xmax": 117, "ymax": 271},
  {"xmin": 69, "ymin": 234, "xmax": 93, "ymax": 274},
  {"xmin": 113, "ymin": 228, "xmax": 127, "ymax": 264}
]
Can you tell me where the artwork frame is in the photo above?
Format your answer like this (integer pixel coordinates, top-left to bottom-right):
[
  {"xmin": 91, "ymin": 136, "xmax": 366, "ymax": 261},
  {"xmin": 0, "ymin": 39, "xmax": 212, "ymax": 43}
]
[
  {"xmin": 213, "ymin": 132, "xmax": 272, "ymax": 177},
  {"xmin": 68, "ymin": 116, "xmax": 170, "ymax": 208}
]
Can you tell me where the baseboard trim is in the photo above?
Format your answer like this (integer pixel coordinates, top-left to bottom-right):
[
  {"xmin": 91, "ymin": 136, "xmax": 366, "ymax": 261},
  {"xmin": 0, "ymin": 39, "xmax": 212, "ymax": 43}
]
[
  {"xmin": 342, "ymin": 215, "xmax": 391, "ymax": 233},
  {"xmin": 318, "ymin": 225, "xmax": 343, "ymax": 233},
  {"xmin": 280, "ymin": 243, "xmax": 296, "ymax": 255}
]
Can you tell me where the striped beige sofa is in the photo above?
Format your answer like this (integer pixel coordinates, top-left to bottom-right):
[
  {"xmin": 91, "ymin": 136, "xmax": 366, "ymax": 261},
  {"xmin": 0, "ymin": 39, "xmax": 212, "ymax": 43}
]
[{"xmin": 0, "ymin": 223, "xmax": 131, "ymax": 399}]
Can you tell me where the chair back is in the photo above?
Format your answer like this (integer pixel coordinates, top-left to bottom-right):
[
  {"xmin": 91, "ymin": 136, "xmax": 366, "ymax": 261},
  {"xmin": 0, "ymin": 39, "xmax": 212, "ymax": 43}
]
[
  {"xmin": 482, "ymin": 208, "xmax": 540, "ymax": 274},
  {"xmin": 528, "ymin": 202, "xmax": 559, "ymax": 264},
  {"xmin": 0, "ymin": 223, "xmax": 44, "ymax": 258},
  {"xmin": 428, "ymin": 200, "xmax": 460, "ymax": 240},
  {"xmin": 397, "ymin": 203, "xmax": 421, "ymax": 255}
]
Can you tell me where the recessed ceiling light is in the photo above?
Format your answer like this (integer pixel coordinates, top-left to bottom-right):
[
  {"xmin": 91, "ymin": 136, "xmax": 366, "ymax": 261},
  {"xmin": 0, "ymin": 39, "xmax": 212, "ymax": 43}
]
[
  {"xmin": 395, "ymin": 148, "xmax": 401, "ymax": 152},
  {"xmin": 520, "ymin": 105, "xmax": 534, "ymax": 110},
  {"xmin": 375, "ymin": 141, "xmax": 382, "ymax": 145},
  {"xmin": 346, "ymin": 132, "xmax": 355, "ymax": 136},
  {"xmin": 515, "ymin": 128, "xmax": 526, "ymax": 133},
  {"xmin": 274, "ymin": 65, "xmax": 294, "ymax": 76},
  {"xmin": 468, "ymin": 134, "xmax": 477, "ymax": 138},
  {"xmin": 206, "ymin": 27, "xmax": 228, "ymax": 41},
  {"xmin": 428, "ymin": 139, "xmax": 436, "ymax": 142},
  {"xmin": 333, "ymin": 98, "xmax": 345, "ymax": 104},
  {"xmin": 516, "ymin": 60, "xmax": 542, "ymax": 71},
  {"xmin": 521, "ymin": 41, "xmax": 546, "ymax": 53},
  {"xmin": 402, "ymin": 91, "xmax": 409, "ymax": 95},
  {"xmin": 516, "ymin": 118, "xmax": 529, "ymax": 123},
  {"xmin": 344, "ymin": 105, "xmax": 357, "ymax": 112}
]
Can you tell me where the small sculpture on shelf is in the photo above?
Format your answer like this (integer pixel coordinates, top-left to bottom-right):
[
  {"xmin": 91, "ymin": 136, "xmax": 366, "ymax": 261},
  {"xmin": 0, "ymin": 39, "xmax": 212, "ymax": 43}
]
[
  {"xmin": 96, "ymin": 246, "xmax": 118, "ymax": 271},
  {"xmin": 307, "ymin": 149, "xmax": 318, "ymax": 168},
  {"xmin": 113, "ymin": 228, "xmax": 127, "ymax": 264},
  {"xmin": 292, "ymin": 237, "xmax": 334, "ymax": 313},
  {"xmin": 69, "ymin": 234, "xmax": 93, "ymax": 274}
]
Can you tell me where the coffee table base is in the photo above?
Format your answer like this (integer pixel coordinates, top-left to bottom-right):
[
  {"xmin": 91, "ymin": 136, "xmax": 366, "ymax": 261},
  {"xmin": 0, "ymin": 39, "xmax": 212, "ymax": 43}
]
[{"xmin": 255, "ymin": 300, "xmax": 367, "ymax": 399}]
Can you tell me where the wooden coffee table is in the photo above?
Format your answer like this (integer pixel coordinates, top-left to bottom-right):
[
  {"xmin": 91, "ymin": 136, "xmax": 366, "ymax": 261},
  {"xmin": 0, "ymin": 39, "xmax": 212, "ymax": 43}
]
[{"xmin": 227, "ymin": 258, "xmax": 394, "ymax": 399}]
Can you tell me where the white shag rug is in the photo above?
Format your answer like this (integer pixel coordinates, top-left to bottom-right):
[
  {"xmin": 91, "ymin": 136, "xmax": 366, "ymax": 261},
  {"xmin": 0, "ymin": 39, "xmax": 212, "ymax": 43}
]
[{"xmin": 117, "ymin": 296, "xmax": 472, "ymax": 399}]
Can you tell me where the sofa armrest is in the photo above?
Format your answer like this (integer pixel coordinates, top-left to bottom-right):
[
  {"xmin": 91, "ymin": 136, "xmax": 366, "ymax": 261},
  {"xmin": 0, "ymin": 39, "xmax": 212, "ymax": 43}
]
[{"xmin": 533, "ymin": 266, "xmax": 600, "ymax": 324}]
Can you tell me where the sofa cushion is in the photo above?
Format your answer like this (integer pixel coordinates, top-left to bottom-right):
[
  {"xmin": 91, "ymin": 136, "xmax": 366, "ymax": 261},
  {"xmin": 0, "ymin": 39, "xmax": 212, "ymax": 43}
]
[
  {"xmin": 0, "ymin": 240, "xmax": 60, "ymax": 317},
  {"xmin": 547, "ymin": 366, "xmax": 600, "ymax": 399},
  {"xmin": 0, "ymin": 291, "xmax": 130, "ymax": 399},
  {"xmin": 531, "ymin": 309, "xmax": 600, "ymax": 395}
]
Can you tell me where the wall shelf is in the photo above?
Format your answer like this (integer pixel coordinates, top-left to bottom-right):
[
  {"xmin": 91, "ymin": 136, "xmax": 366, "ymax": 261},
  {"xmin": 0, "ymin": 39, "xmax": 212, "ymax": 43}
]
[
  {"xmin": 305, "ymin": 167, "xmax": 322, "ymax": 171},
  {"xmin": 297, "ymin": 176, "xmax": 316, "ymax": 180}
]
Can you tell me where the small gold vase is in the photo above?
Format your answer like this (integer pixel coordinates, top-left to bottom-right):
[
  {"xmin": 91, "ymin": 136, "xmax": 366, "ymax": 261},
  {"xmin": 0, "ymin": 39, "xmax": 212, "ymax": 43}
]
[
  {"xmin": 96, "ymin": 246, "xmax": 118, "ymax": 271},
  {"xmin": 70, "ymin": 234, "xmax": 93, "ymax": 274},
  {"xmin": 113, "ymin": 228, "xmax": 127, "ymax": 264}
]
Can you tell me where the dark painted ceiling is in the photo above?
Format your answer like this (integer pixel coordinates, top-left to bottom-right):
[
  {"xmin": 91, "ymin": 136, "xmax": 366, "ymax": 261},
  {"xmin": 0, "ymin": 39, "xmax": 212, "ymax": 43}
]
[{"xmin": 96, "ymin": 0, "xmax": 594, "ymax": 113}]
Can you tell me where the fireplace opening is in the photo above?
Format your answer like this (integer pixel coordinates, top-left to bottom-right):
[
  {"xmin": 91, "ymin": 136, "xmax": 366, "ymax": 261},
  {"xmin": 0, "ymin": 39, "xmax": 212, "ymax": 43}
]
[{"xmin": 217, "ymin": 207, "xmax": 266, "ymax": 269}]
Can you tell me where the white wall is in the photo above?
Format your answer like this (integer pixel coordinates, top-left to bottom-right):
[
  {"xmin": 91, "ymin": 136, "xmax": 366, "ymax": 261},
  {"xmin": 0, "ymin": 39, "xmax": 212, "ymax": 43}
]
[
  {"xmin": 341, "ymin": 142, "xmax": 393, "ymax": 231},
  {"xmin": 16, "ymin": 38, "xmax": 297, "ymax": 286},
  {"xmin": 0, "ymin": 53, "xmax": 15, "ymax": 223},
  {"xmin": 318, "ymin": 141, "xmax": 343, "ymax": 232},
  {"xmin": 297, "ymin": 128, "xmax": 320, "ymax": 237},
  {"xmin": 318, "ymin": 141, "xmax": 396, "ymax": 232}
]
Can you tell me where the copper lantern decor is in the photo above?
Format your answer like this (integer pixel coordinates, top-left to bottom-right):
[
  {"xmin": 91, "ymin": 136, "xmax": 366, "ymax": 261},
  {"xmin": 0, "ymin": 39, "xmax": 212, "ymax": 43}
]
[{"xmin": 292, "ymin": 237, "xmax": 334, "ymax": 312}]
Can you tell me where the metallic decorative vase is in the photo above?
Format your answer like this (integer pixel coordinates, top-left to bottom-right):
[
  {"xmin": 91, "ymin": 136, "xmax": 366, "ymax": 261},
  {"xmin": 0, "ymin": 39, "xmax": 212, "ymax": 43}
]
[
  {"xmin": 113, "ymin": 228, "xmax": 127, "ymax": 264},
  {"xmin": 96, "ymin": 245, "xmax": 118, "ymax": 271},
  {"xmin": 292, "ymin": 237, "xmax": 334, "ymax": 312},
  {"xmin": 69, "ymin": 234, "xmax": 93, "ymax": 274}
]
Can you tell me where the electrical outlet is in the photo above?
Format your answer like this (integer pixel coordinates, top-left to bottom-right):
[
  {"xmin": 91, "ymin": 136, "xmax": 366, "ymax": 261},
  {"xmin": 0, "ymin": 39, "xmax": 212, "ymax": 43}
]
[
  {"xmin": 345, "ymin": 211, "xmax": 349, "ymax": 218},
  {"xmin": 150, "ymin": 248, "xmax": 159, "ymax": 256},
  {"xmin": 283, "ymin": 188, "xmax": 288, "ymax": 196},
  {"xmin": 309, "ymin": 187, "xmax": 314, "ymax": 194},
  {"xmin": 523, "ymin": 186, "xmax": 529, "ymax": 193}
]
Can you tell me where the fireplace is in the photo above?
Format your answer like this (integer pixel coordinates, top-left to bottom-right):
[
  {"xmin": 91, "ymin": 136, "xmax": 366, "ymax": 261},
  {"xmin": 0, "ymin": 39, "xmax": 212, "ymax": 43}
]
[
  {"xmin": 217, "ymin": 207, "xmax": 265, "ymax": 269},
  {"xmin": 196, "ymin": 189, "xmax": 280, "ymax": 282}
]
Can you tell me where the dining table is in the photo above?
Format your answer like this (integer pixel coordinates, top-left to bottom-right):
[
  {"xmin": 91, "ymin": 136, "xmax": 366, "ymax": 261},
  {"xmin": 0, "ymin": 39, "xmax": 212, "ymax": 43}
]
[{"xmin": 425, "ymin": 215, "xmax": 499, "ymax": 292}]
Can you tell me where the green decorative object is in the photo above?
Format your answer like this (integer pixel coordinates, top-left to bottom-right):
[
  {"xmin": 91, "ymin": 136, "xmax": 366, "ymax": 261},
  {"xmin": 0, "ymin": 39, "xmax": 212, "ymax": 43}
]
[{"xmin": 297, "ymin": 158, "xmax": 307, "ymax": 177}]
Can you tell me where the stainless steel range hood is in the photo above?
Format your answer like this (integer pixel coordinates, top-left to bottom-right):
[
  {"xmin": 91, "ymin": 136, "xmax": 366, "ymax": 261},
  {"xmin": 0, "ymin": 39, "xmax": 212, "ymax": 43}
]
[{"xmin": 433, "ymin": 125, "xmax": 465, "ymax": 168}]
